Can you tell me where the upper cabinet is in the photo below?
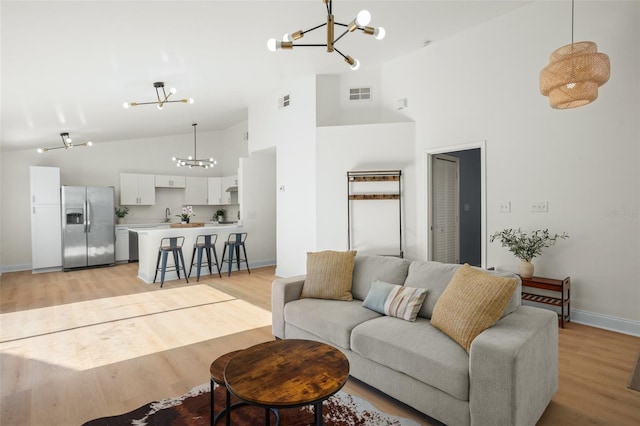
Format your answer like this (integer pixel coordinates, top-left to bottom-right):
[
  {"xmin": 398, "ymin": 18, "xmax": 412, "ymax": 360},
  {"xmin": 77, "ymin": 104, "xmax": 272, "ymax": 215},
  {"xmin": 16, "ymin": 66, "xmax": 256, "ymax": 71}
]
[
  {"xmin": 30, "ymin": 166, "xmax": 61, "ymax": 205},
  {"xmin": 155, "ymin": 175, "xmax": 186, "ymax": 188},
  {"xmin": 221, "ymin": 175, "xmax": 238, "ymax": 205},
  {"xmin": 207, "ymin": 177, "xmax": 223, "ymax": 205},
  {"xmin": 120, "ymin": 173, "xmax": 156, "ymax": 205},
  {"xmin": 185, "ymin": 177, "xmax": 209, "ymax": 205}
]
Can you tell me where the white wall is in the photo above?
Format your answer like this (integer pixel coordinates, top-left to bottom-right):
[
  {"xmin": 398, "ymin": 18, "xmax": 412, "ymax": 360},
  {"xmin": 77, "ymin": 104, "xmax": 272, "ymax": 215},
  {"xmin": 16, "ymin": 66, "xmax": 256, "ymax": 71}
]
[
  {"xmin": 239, "ymin": 150, "xmax": 277, "ymax": 267},
  {"xmin": 316, "ymin": 123, "xmax": 416, "ymax": 256},
  {"xmin": 380, "ymin": 1, "xmax": 640, "ymax": 331},
  {"xmin": 249, "ymin": 75, "xmax": 318, "ymax": 277},
  {"xmin": 0, "ymin": 124, "xmax": 258, "ymax": 272}
]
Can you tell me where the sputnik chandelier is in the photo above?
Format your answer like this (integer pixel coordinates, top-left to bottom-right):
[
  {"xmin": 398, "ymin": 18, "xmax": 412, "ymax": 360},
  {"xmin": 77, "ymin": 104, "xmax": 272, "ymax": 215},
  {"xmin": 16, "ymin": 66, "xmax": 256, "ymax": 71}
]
[
  {"xmin": 37, "ymin": 132, "xmax": 93, "ymax": 153},
  {"xmin": 539, "ymin": 0, "xmax": 610, "ymax": 109},
  {"xmin": 123, "ymin": 82, "xmax": 194, "ymax": 110},
  {"xmin": 172, "ymin": 123, "xmax": 217, "ymax": 169},
  {"xmin": 267, "ymin": 0, "xmax": 385, "ymax": 70}
]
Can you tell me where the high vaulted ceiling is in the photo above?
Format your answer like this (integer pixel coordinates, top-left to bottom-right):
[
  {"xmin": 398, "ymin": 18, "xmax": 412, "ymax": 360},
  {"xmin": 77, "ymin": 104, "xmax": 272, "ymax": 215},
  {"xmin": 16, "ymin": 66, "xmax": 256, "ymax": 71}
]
[{"xmin": 1, "ymin": 1, "xmax": 530, "ymax": 152}]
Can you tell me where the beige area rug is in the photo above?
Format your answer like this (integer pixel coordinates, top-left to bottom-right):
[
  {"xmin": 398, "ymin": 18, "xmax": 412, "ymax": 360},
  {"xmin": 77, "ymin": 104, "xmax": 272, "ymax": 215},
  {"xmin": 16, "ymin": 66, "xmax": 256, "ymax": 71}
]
[
  {"xmin": 629, "ymin": 350, "xmax": 640, "ymax": 391},
  {"xmin": 0, "ymin": 285, "xmax": 272, "ymax": 371}
]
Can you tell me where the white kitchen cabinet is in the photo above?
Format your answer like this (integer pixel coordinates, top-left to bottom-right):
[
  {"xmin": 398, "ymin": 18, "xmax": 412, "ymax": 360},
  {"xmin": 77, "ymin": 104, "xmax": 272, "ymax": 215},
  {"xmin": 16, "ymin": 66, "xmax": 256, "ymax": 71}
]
[
  {"xmin": 207, "ymin": 177, "xmax": 223, "ymax": 205},
  {"xmin": 155, "ymin": 175, "xmax": 186, "ymax": 188},
  {"xmin": 120, "ymin": 173, "xmax": 156, "ymax": 205},
  {"xmin": 30, "ymin": 165, "xmax": 61, "ymax": 204},
  {"xmin": 115, "ymin": 225, "xmax": 129, "ymax": 262},
  {"xmin": 185, "ymin": 177, "xmax": 209, "ymax": 205},
  {"xmin": 30, "ymin": 166, "xmax": 62, "ymax": 271}
]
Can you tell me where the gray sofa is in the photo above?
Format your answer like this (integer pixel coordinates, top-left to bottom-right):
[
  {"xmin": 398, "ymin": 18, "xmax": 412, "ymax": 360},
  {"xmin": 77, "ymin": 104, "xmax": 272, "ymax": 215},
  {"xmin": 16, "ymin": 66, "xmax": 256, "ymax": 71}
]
[{"xmin": 271, "ymin": 254, "xmax": 558, "ymax": 426}]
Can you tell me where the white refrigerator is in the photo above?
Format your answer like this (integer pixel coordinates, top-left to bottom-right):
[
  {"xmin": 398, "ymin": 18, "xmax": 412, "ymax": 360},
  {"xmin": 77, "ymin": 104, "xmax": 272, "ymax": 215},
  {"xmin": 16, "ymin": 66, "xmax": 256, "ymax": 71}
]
[{"xmin": 61, "ymin": 186, "xmax": 116, "ymax": 270}]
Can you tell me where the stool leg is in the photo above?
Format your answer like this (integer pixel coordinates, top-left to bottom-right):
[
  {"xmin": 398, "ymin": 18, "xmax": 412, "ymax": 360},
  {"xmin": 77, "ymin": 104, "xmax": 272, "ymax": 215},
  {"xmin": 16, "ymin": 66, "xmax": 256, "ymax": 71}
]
[
  {"xmin": 235, "ymin": 245, "xmax": 241, "ymax": 272},
  {"xmin": 213, "ymin": 246, "xmax": 222, "ymax": 278},
  {"xmin": 227, "ymin": 244, "xmax": 234, "ymax": 277},
  {"xmin": 188, "ymin": 247, "xmax": 196, "ymax": 279},
  {"xmin": 196, "ymin": 247, "xmax": 203, "ymax": 281},
  {"xmin": 173, "ymin": 249, "xmax": 181, "ymax": 279},
  {"xmin": 160, "ymin": 250, "xmax": 169, "ymax": 287},
  {"xmin": 242, "ymin": 244, "xmax": 250, "ymax": 274},
  {"xmin": 178, "ymin": 248, "xmax": 189, "ymax": 283},
  {"xmin": 205, "ymin": 246, "xmax": 212, "ymax": 275},
  {"xmin": 153, "ymin": 251, "xmax": 161, "ymax": 283}
]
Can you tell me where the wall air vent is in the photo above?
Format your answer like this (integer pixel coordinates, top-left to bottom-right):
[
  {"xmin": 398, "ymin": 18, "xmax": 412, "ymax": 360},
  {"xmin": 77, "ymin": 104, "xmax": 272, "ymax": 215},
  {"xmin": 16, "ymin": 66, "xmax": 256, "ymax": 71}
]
[
  {"xmin": 279, "ymin": 94, "xmax": 291, "ymax": 108},
  {"xmin": 349, "ymin": 87, "xmax": 372, "ymax": 101}
]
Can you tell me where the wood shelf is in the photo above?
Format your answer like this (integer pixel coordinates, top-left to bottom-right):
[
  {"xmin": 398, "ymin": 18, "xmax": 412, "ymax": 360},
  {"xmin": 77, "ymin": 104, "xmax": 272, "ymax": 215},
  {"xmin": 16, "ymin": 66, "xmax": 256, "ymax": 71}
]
[{"xmin": 519, "ymin": 275, "xmax": 570, "ymax": 328}]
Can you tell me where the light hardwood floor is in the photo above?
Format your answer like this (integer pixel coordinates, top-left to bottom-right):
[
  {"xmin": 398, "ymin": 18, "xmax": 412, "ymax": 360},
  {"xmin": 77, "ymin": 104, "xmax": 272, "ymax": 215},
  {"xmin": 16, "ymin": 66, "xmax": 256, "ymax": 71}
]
[{"xmin": 1, "ymin": 263, "xmax": 639, "ymax": 425}]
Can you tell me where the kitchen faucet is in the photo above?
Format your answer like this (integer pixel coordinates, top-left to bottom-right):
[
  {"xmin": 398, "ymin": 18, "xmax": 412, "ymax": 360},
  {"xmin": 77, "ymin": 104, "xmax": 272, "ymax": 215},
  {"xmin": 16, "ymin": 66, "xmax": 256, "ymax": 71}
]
[{"xmin": 165, "ymin": 208, "xmax": 171, "ymax": 222}]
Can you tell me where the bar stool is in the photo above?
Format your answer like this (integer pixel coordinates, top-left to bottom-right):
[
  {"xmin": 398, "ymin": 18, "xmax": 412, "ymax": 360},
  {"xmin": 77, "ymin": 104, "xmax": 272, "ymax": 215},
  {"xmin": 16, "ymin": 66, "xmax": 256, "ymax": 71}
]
[
  {"xmin": 220, "ymin": 233, "xmax": 250, "ymax": 277},
  {"xmin": 188, "ymin": 234, "xmax": 222, "ymax": 281},
  {"xmin": 153, "ymin": 236, "xmax": 188, "ymax": 287}
]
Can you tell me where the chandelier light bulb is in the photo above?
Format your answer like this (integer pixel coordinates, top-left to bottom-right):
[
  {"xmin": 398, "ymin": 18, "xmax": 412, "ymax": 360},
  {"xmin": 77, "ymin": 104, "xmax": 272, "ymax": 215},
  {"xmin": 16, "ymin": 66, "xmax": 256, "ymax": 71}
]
[
  {"xmin": 209, "ymin": 158, "xmax": 214, "ymax": 162},
  {"xmin": 86, "ymin": 141, "xmax": 93, "ymax": 147},
  {"xmin": 188, "ymin": 98, "xmax": 194, "ymax": 104},
  {"xmin": 169, "ymin": 87, "xmax": 177, "ymax": 94},
  {"xmin": 123, "ymin": 102, "xmax": 130, "ymax": 109},
  {"xmin": 374, "ymin": 27, "xmax": 386, "ymax": 40},
  {"xmin": 356, "ymin": 10, "xmax": 371, "ymax": 26},
  {"xmin": 157, "ymin": 103, "xmax": 164, "ymax": 110},
  {"xmin": 267, "ymin": 38, "xmax": 278, "ymax": 51},
  {"xmin": 188, "ymin": 155, "xmax": 193, "ymax": 160},
  {"xmin": 37, "ymin": 148, "xmax": 44, "ymax": 153},
  {"xmin": 283, "ymin": 33, "xmax": 291, "ymax": 42},
  {"xmin": 171, "ymin": 156, "xmax": 177, "ymax": 161}
]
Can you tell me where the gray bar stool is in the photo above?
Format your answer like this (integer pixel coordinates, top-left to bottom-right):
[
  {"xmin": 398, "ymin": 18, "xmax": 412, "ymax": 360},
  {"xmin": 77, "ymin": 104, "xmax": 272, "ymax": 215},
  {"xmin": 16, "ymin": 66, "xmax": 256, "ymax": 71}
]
[
  {"xmin": 153, "ymin": 236, "xmax": 188, "ymax": 287},
  {"xmin": 189, "ymin": 234, "xmax": 222, "ymax": 281},
  {"xmin": 220, "ymin": 232, "xmax": 250, "ymax": 277}
]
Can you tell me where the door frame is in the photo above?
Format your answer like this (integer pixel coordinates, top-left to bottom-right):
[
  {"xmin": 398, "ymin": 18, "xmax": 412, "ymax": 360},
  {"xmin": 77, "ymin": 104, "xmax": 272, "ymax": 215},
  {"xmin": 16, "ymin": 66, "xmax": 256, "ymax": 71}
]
[{"xmin": 424, "ymin": 140, "xmax": 487, "ymax": 267}]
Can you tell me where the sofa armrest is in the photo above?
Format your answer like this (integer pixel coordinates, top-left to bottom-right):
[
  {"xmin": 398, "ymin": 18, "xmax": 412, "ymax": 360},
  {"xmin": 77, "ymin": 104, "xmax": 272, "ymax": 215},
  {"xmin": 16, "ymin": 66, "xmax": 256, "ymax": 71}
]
[
  {"xmin": 469, "ymin": 306, "xmax": 558, "ymax": 426},
  {"xmin": 271, "ymin": 275, "xmax": 306, "ymax": 338}
]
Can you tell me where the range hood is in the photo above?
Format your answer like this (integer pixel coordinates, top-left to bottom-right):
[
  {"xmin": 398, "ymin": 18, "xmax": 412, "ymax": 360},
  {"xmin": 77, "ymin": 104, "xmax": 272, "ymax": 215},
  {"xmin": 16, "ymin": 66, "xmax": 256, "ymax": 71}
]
[{"xmin": 225, "ymin": 186, "xmax": 238, "ymax": 192}]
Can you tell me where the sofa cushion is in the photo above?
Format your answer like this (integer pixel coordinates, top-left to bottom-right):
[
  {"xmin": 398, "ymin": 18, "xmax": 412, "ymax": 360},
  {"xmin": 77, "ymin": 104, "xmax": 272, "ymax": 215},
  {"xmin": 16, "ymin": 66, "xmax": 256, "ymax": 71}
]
[
  {"xmin": 431, "ymin": 264, "xmax": 517, "ymax": 351},
  {"xmin": 404, "ymin": 260, "xmax": 522, "ymax": 319},
  {"xmin": 283, "ymin": 298, "xmax": 381, "ymax": 349},
  {"xmin": 351, "ymin": 316, "xmax": 470, "ymax": 401},
  {"xmin": 301, "ymin": 250, "xmax": 357, "ymax": 301},
  {"xmin": 351, "ymin": 255, "xmax": 411, "ymax": 301},
  {"xmin": 362, "ymin": 279, "xmax": 427, "ymax": 321}
]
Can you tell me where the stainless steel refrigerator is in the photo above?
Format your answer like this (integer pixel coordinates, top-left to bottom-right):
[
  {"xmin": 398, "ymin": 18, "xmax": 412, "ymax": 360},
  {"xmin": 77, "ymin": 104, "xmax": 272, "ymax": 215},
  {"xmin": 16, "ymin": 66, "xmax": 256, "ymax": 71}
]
[{"xmin": 61, "ymin": 186, "xmax": 115, "ymax": 270}]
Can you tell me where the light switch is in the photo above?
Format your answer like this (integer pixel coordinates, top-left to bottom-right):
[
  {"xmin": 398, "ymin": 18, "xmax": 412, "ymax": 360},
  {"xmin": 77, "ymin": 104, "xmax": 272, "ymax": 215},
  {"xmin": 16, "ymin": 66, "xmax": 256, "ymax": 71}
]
[{"xmin": 499, "ymin": 201, "xmax": 511, "ymax": 213}]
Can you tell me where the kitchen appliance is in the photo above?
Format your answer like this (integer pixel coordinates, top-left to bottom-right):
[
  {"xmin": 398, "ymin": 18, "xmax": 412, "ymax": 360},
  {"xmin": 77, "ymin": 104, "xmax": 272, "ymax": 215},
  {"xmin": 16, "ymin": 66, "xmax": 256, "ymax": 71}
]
[{"xmin": 61, "ymin": 186, "xmax": 115, "ymax": 270}]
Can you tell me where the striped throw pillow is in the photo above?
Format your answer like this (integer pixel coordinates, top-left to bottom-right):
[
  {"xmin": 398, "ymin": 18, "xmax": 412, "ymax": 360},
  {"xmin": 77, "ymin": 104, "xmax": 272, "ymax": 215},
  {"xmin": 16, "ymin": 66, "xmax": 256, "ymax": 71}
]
[{"xmin": 362, "ymin": 280, "xmax": 428, "ymax": 321}]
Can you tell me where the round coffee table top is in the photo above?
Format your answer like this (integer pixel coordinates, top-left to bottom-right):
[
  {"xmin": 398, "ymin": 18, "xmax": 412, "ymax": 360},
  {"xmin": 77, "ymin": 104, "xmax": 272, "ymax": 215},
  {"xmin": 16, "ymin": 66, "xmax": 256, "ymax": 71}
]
[
  {"xmin": 210, "ymin": 350, "xmax": 243, "ymax": 385},
  {"xmin": 224, "ymin": 339, "xmax": 349, "ymax": 408}
]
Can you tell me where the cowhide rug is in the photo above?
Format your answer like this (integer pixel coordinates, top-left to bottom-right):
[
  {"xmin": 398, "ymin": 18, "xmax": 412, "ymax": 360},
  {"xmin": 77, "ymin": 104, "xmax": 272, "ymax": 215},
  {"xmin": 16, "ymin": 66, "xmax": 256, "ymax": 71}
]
[{"xmin": 83, "ymin": 383, "xmax": 425, "ymax": 426}]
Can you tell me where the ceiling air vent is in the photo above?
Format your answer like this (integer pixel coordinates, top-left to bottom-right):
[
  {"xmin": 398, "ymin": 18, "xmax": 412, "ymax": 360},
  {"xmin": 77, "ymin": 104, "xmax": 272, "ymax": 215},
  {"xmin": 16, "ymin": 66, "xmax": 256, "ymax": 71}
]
[
  {"xmin": 349, "ymin": 87, "xmax": 372, "ymax": 101},
  {"xmin": 279, "ymin": 94, "xmax": 291, "ymax": 108}
]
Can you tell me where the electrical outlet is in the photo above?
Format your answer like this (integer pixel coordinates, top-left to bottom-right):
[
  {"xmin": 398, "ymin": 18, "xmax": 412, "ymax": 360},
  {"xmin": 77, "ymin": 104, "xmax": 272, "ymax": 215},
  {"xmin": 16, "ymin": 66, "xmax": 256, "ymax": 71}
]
[
  {"xmin": 531, "ymin": 201, "xmax": 548, "ymax": 212},
  {"xmin": 499, "ymin": 201, "xmax": 511, "ymax": 213}
]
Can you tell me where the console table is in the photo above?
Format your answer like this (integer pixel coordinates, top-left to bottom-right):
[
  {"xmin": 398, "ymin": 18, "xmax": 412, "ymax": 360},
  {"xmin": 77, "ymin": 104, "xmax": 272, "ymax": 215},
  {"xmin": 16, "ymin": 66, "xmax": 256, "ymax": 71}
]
[{"xmin": 519, "ymin": 275, "xmax": 571, "ymax": 328}]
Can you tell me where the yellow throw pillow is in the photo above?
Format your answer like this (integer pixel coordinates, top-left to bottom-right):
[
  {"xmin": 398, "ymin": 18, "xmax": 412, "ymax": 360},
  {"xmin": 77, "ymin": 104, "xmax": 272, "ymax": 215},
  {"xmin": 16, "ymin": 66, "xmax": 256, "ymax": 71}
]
[
  {"xmin": 301, "ymin": 250, "xmax": 357, "ymax": 301},
  {"xmin": 431, "ymin": 264, "xmax": 517, "ymax": 351}
]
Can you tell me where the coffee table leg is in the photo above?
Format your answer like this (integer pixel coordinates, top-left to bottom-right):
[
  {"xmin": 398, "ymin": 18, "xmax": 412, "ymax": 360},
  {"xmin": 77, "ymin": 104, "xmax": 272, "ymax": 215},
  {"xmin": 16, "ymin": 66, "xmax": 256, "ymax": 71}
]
[
  {"xmin": 210, "ymin": 379, "xmax": 214, "ymax": 426},
  {"xmin": 314, "ymin": 402, "xmax": 323, "ymax": 426},
  {"xmin": 265, "ymin": 407, "xmax": 271, "ymax": 426},
  {"xmin": 225, "ymin": 389, "xmax": 231, "ymax": 426}
]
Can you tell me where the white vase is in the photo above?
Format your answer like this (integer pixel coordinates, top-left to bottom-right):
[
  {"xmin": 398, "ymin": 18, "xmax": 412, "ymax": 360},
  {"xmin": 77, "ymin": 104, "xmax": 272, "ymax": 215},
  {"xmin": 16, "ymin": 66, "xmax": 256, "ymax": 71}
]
[{"xmin": 519, "ymin": 260, "xmax": 534, "ymax": 278}]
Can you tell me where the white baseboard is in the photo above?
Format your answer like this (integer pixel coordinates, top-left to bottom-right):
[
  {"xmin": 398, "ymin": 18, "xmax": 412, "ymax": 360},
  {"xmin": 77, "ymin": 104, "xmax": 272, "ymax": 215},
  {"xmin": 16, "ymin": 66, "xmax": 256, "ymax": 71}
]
[{"xmin": 571, "ymin": 309, "xmax": 640, "ymax": 337}]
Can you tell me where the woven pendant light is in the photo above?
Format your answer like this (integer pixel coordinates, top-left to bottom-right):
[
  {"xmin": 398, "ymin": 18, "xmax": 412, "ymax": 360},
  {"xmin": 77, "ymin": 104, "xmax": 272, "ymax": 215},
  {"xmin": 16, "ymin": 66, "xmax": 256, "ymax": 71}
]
[{"xmin": 539, "ymin": 1, "xmax": 610, "ymax": 109}]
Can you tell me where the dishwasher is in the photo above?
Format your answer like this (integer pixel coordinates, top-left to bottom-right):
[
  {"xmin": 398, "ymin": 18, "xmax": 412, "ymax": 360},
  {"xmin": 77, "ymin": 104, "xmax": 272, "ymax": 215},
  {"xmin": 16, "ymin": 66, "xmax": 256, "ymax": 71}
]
[{"xmin": 128, "ymin": 230, "xmax": 139, "ymax": 262}]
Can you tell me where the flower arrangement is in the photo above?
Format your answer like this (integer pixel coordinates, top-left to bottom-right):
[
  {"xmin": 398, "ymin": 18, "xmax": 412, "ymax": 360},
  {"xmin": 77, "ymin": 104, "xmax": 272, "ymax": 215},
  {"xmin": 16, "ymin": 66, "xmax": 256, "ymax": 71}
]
[
  {"xmin": 489, "ymin": 228, "xmax": 569, "ymax": 262},
  {"xmin": 177, "ymin": 206, "xmax": 195, "ymax": 222},
  {"xmin": 115, "ymin": 206, "xmax": 129, "ymax": 218}
]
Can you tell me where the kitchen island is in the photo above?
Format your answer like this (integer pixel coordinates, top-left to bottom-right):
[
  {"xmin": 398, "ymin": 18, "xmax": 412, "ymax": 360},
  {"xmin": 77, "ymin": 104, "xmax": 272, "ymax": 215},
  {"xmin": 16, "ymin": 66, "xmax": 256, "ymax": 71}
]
[{"xmin": 131, "ymin": 223, "xmax": 242, "ymax": 283}]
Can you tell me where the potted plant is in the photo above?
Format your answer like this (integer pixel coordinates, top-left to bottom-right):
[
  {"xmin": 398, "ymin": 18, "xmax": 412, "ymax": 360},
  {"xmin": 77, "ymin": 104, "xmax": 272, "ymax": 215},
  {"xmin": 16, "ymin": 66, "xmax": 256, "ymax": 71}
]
[
  {"xmin": 489, "ymin": 228, "xmax": 569, "ymax": 278},
  {"xmin": 215, "ymin": 209, "xmax": 226, "ymax": 222},
  {"xmin": 177, "ymin": 206, "xmax": 195, "ymax": 223},
  {"xmin": 115, "ymin": 206, "xmax": 129, "ymax": 224}
]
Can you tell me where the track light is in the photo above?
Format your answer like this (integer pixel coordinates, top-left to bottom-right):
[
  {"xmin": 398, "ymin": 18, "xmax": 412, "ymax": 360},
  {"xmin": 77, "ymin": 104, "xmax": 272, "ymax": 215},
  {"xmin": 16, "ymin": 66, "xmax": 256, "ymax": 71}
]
[
  {"xmin": 267, "ymin": 0, "xmax": 385, "ymax": 70},
  {"xmin": 37, "ymin": 133, "xmax": 93, "ymax": 153},
  {"xmin": 123, "ymin": 82, "xmax": 194, "ymax": 110}
]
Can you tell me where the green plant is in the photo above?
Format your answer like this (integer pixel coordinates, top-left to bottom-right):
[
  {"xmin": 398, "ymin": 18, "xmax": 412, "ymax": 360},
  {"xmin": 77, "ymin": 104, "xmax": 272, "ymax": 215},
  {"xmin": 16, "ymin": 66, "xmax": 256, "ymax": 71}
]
[
  {"xmin": 115, "ymin": 206, "xmax": 129, "ymax": 218},
  {"xmin": 489, "ymin": 228, "xmax": 569, "ymax": 262},
  {"xmin": 215, "ymin": 209, "xmax": 226, "ymax": 217}
]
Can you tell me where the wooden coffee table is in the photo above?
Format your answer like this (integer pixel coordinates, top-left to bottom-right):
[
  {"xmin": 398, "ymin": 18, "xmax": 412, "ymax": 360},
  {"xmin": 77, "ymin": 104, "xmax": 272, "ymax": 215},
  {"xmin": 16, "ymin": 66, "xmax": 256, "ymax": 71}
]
[{"xmin": 224, "ymin": 339, "xmax": 350, "ymax": 426}]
